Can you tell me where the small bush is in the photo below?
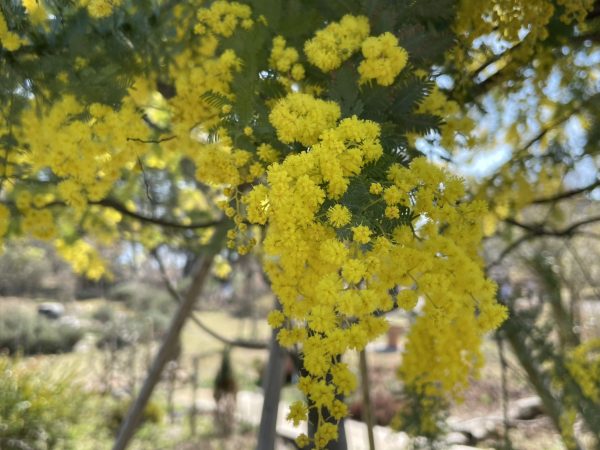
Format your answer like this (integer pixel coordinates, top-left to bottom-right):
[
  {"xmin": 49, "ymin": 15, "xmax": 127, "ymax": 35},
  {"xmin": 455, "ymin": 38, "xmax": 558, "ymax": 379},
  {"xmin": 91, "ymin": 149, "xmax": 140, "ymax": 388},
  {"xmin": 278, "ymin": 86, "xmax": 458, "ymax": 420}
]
[
  {"xmin": 95, "ymin": 317, "xmax": 137, "ymax": 350},
  {"xmin": 105, "ymin": 398, "xmax": 164, "ymax": 434},
  {"xmin": 0, "ymin": 241, "xmax": 75, "ymax": 299},
  {"xmin": 0, "ymin": 305, "xmax": 84, "ymax": 355},
  {"xmin": 92, "ymin": 303, "xmax": 116, "ymax": 323},
  {"xmin": 0, "ymin": 356, "xmax": 86, "ymax": 450},
  {"xmin": 107, "ymin": 281, "xmax": 174, "ymax": 338}
]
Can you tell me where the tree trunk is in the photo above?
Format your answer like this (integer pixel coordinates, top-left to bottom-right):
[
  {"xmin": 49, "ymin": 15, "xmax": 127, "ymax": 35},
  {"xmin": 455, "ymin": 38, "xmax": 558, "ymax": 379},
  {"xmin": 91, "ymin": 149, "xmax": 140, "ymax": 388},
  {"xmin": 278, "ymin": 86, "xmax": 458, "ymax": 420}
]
[
  {"xmin": 501, "ymin": 315, "xmax": 582, "ymax": 450},
  {"xmin": 256, "ymin": 302, "xmax": 286, "ymax": 450},
  {"xmin": 360, "ymin": 350, "xmax": 376, "ymax": 450},
  {"xmin": 112, "ymin": 253, "xmax": 215, "ymax": 450}
]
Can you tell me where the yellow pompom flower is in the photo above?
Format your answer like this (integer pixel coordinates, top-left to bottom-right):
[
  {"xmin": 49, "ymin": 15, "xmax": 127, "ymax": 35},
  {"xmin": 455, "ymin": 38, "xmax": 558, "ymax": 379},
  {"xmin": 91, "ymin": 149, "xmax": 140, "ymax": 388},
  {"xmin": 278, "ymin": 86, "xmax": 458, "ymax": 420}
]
[
  {"xmin": 304, "ymin": 15, "xmax": 370, "ymax": 72},
  {"xmin": 267, "ymin": 310, "xmax": 286, "ymax": 328},
  {"xmin": 342, "ymin": 259, "xmax": 366, "ymax": 284},
  {"xmin": 369, "ymin": 182, "xmax": 383, "ymax": 195},
  {"xmin": 352, "ymin": 225, "xmax": 372, "ymax": 244},
  {"xmin": 269, "ymin": 36, "xmax": 299, "ymax": 72},
  {"xmin": 86, "ymin": 0, "xmax": 122, "ymax": 18},
  {"xmin": 295, "ymin": 434, "xmax": 310, "ymax": 448},
  {"xmin": 327, "ymin": 204, "xmax": 351, "ymax": 228},
  {"xmin": 269, "ymin": 93, "xmax": 341, "ymax": 146},
  {"xmin": 286, "ymin": 400, "xmax": 308, "ymax": 426},
  {"xmin": 385, "ymin": 205, "xmax": 400, "ymax": 219},
  {"xmin": 195, "ymin": 1, "xmax": 252, "ymax": 37},
  {"xmin": 358, "ymin": 32, "xmax": 408, "ymax": 86}
]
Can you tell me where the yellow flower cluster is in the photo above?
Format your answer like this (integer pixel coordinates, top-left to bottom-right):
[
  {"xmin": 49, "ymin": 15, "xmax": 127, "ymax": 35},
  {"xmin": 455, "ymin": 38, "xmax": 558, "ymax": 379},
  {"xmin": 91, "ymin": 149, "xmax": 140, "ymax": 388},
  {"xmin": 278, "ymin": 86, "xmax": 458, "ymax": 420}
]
[
  {"xmin": 19, "ymin": 95, "xmax": 149, "ymax": 214},
  {"xmin": 269, "ymin": 93, "xmax": 341, "ymax": 146},
  {"xmin": 566, "ymin": 339, "xmax": 600, "ymax": 402},
  {"xmin": 358, "ymin": 33, "xmax": 408, "ymax": 86},
  {"xmin": 55, "ymin": 239, "xmax": 107, "ymax": 280},
  {"xmin": 269, "ymin": 36, "xmax": 304, "ymax": 80},
  {"xmin": 194, "ymin": 1, "xmax": 253, "ymax": 37},
  {"xmin": 0, "ymin": 11, "xmax": 26, "ymax": 51},
  {"xmin": 23, "ymin": 0, "xmax": 48, "ymax": 25},
  {"xmin": 244, "ymin": 91, "xmax": 505, "ymax": 446},
  {"xmin": 304, "ymin": 15, "xmax": 370, "ymax": 72},
  {"xmin": 81, "ymin": 0, "xmax": 123, "ymax": 19},
  {"xmin": 327, "ymin": 204, "xmax": 351, "ymax": 228}
]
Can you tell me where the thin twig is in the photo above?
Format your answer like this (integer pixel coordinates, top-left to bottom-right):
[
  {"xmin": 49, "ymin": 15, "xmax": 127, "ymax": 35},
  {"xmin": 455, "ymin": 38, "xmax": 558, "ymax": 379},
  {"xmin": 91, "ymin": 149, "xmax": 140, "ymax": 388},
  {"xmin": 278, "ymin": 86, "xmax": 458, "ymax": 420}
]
[
  {"xmin": 91, "ymin": 197, "xmax": 222, "ymax": 229},
  {"xmin": 126, "ymin": 135, "xmax": 176, "ymax": 144},
  {"xmin": 137, "ymin": 156, "xmax": 154, "ymax": 203}
]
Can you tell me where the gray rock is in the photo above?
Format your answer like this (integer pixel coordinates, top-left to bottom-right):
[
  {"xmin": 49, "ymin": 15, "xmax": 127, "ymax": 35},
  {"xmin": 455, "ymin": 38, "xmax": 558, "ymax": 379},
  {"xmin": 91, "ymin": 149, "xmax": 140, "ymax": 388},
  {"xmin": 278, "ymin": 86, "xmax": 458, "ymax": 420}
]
[
  {"xmin": 449, "ymin": 416, "xmax": 500, "ymax": 442},
  {"xmin": 509, "ymin": 396, "xmax": 544, "ymax": 420},
  {"xmin": 446, "ymin": 431, "xmax": 470, "ymax": 445},
  {"xmin": 37, "ymin": 302, "xmax": 65, "ymax": 319}
]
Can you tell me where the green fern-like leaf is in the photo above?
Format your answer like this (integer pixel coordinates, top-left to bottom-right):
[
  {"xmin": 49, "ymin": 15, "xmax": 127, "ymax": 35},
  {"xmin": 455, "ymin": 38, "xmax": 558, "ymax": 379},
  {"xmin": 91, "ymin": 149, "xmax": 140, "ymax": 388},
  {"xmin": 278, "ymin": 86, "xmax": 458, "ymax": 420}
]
[{"xmin": 200, "ymin": 91, "xmax": 231, "ymax": 109}]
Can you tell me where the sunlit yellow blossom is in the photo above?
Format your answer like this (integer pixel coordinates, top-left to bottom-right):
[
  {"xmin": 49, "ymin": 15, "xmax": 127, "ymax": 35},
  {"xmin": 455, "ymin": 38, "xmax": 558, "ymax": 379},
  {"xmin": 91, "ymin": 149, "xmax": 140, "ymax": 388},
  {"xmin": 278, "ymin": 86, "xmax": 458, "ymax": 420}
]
[
  {"xmin": 385, "ymin": 205, "xmax": 400, "ymax": 219},
  {"xmin": 86, "ymin": 0, "xmax": 122, "ymax": 18}
]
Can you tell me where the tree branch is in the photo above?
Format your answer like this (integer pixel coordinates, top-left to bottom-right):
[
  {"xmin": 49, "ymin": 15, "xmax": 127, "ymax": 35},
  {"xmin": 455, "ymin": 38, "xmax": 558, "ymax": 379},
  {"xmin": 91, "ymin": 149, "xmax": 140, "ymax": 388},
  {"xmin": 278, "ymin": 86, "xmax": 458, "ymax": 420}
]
[
  {"xmin": 504, "ymin": 215, "xmax": 600, "ymax": 237},
  {"xmin": 532, "ymin": 179, "xmax": 600, "ymax": 204},
  {"xmin": 91, "ymin": 197, "xmax": 223, "ymax": 230},
  {"xmin": 152, "ymin": 249, "xmax": 268, "ymax": 350},
  {"xmin": 486, "ymin": 234, "xmax": 536, "ymax": 271},
  {"xmin": 113, "ymin": 251, "xmax": 215, "ymax": 450},
  {"xmin": 487, "ymin": 215, "xmax": 600, "ymax": 270}
]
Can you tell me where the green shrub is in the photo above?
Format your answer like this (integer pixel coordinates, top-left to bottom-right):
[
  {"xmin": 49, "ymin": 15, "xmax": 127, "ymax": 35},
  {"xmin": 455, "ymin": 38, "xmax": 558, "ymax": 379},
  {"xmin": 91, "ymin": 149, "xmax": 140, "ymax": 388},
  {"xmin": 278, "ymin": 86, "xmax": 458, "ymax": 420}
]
[
  {"xmin": 91, "ymin": 303, "xmax": 116, "ymax": 323},
  {"xmin": 107, "ymin": 282, "xmax": 174, "ymax": 338},
  {"xmin": 105, "ymin": 398, "xmax": 164, "ymax": 435},
  {"xmin": 0, "ymin": 305, "xmax": 84, "ymax": 355},
  {"xmin": 0, "ymin": 356, "xmax": 86, "ymax": 450},
  {"xmin": 0, "ymin": 241, "xmax": 75, "ymax": 299}
]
